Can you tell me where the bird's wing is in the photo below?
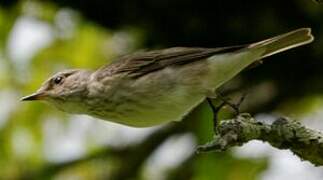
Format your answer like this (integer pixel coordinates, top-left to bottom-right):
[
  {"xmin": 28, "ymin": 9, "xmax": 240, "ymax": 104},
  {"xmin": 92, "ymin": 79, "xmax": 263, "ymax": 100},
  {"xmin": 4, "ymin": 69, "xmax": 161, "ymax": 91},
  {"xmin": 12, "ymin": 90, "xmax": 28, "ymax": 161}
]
[{"xmin": 97, "ymin": 46, "xmax": 246, "ymax": 78}]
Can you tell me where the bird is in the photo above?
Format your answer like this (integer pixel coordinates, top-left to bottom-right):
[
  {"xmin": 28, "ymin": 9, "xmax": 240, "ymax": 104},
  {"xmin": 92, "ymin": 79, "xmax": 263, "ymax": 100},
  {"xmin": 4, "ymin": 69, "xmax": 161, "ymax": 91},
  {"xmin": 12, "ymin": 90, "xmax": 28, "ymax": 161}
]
[{"xmin": 21, "ymin": 28, "xmax": 314, "ymax": 127}]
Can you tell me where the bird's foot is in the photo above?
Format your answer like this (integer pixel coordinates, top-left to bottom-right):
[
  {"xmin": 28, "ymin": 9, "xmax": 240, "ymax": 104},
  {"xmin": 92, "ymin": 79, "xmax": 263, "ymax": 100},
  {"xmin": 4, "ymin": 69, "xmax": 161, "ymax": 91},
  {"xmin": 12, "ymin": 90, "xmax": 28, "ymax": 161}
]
[
  {"xmin": 199, "ymin": 93, "xmax": 247, "ymax": 153},
  {"xmin": 206, "ymin": 98, "xmax": 225, "ymax": 134},
  {"xmin": 214, "ymin": 91, "xmax": 246, "ymax": 116}
]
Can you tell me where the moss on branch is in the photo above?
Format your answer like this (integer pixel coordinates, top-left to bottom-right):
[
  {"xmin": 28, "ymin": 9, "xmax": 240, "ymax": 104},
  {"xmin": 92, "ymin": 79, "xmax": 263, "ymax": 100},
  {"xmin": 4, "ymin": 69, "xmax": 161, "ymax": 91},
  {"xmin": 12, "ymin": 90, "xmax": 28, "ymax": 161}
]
[{"xmin": 197, "ymin": 113, "xmax": 323, "ymax": 166}]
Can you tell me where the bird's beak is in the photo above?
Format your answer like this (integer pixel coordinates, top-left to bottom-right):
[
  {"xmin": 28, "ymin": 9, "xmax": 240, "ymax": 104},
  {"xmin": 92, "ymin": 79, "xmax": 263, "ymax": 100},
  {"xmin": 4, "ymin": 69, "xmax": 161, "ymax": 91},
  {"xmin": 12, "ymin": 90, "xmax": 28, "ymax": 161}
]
[{"xmin": 20, "ymin": 92, "xmax": 47, "ymax": 101}]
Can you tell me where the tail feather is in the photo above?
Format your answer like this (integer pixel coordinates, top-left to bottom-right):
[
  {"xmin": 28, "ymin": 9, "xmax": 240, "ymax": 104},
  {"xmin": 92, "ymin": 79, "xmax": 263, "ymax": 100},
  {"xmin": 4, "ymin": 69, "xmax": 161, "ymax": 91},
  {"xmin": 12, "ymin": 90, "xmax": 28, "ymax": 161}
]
[
  {"xmin": 207, "ymin": 28, "xmax": 314, "ymax": 89},
  {"xmin": 248, "ymin": 28, "xmax": 314, "ymax": 59}
]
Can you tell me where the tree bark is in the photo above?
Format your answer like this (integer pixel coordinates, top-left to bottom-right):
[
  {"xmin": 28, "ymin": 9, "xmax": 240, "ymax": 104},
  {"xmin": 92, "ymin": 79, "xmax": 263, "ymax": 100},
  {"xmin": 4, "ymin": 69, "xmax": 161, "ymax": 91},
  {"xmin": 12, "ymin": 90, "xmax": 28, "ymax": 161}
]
[{"xmin": 197, "ymin": 113, "xmax": 323, "ymax": 166}]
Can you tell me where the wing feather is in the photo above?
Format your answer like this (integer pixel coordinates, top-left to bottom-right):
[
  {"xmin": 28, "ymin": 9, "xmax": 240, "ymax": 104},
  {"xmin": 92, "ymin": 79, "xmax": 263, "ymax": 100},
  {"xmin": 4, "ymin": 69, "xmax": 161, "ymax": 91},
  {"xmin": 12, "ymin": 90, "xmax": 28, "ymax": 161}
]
[{"xmin": 96, "ymin": 46, "xmax": 246, "ymax": 78}]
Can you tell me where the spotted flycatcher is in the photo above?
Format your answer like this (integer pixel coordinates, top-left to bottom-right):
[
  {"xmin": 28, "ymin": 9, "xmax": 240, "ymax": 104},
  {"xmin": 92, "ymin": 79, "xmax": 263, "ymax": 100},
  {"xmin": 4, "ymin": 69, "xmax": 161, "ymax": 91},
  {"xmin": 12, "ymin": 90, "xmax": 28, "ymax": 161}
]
[{"xmin": 21, "ymin": 28, "xmax": 314, "ymax": 127}]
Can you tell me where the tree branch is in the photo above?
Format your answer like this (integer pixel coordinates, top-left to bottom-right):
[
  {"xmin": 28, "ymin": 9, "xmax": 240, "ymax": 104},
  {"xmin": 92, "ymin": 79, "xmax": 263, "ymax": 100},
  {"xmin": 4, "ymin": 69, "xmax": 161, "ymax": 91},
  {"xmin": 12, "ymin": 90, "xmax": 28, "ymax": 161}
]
[{"xmin": 197, "ymin": 113, "xmax": 323, "ymax": 166}]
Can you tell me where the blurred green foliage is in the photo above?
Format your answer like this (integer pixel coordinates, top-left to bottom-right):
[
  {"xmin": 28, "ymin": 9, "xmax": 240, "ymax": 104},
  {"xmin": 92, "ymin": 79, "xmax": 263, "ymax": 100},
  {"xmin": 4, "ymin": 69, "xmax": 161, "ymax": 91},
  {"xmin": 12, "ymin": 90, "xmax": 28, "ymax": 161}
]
[{"xmin": 0, "ymin": 0, "xmax": 322, "ymax": 179}]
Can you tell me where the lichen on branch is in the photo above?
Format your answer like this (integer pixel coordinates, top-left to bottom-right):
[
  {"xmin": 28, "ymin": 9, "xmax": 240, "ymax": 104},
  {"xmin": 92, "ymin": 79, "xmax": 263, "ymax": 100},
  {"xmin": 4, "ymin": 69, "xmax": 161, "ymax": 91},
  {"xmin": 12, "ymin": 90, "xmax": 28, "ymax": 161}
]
[{"xmin": 197, "ymin": 113, "xmax": 323, "ymax": 166}]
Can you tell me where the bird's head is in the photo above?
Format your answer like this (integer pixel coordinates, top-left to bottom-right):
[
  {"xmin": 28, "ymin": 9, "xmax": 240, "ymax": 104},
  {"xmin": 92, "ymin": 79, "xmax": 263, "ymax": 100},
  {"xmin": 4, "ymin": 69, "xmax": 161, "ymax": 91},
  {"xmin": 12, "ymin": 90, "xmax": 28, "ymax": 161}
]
[{"xmin": 21, "ymin": 69, "xmax": 92, "ymax": 113}]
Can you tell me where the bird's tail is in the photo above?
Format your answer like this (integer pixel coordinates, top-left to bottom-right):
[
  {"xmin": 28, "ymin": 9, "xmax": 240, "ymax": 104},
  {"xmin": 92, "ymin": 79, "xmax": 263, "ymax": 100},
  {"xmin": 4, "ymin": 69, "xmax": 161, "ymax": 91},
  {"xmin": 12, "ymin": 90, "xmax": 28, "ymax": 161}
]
[
  {"xmin": 248, "ymin": 28, "xmax": 314, "ymax": 59},
  {"xmin": 207, "ymin": 28, "xmax": 314, "ymax": 89}
]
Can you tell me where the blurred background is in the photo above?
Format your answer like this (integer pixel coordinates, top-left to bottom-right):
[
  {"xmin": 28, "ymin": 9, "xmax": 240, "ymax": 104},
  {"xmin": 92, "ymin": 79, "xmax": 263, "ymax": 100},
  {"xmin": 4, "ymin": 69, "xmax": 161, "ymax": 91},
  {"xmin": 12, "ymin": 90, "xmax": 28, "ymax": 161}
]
[{"xmin": 0, "ymin": 0, "xmax": 323, "ymax": 179}]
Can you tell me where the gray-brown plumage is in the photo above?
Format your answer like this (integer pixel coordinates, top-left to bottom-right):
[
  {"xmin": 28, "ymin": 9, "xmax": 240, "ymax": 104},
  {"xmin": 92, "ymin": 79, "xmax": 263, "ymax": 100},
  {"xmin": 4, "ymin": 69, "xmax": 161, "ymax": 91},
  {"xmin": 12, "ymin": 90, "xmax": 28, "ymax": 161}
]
[
  {"xmin": 97, "ymin": 46, "xmax": 245, "ymax": 78},
  {"xmin": 21, "ymin": 28, "xmax": 313, "ymax": 127}
]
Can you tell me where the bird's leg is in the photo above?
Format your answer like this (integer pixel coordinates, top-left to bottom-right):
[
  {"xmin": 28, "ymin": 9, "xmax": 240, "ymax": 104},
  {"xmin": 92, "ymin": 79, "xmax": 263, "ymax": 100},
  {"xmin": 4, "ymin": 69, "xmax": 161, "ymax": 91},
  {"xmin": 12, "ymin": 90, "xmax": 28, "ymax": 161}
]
[
  {"xmin": 198, "ymin": 92, "xmax": 247, "ymax": 153},
  {"xmin": 206, "ymin": 98, "xmax": 225, "ymax": 134},
  {"xmin": 206, "ymin": 91, "xmax": 247, "ymax": 134},
  {"xmin": 215, "ymin": 92, "xmax": 247, "ymax": 116}
]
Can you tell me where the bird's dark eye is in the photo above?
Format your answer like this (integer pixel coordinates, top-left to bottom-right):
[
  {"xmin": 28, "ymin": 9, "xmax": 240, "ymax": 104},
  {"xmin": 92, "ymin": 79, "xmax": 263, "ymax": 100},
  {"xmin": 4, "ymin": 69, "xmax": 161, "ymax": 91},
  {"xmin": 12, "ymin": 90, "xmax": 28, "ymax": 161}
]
[{"xmin": 53, "ymin": 76, "xmax": 64, "ymax": 84}]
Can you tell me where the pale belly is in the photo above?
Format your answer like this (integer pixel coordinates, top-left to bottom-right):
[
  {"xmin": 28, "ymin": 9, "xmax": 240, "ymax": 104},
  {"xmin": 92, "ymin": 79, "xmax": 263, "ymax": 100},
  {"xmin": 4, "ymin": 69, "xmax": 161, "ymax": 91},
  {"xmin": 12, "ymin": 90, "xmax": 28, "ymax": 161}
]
[
  {"xmin": 87, "ymin": 62, "xmax": 211, "ymax": 127},
  {"xmin": 103, "ymin": 86, "xmax": 207, "ymax": 127}
]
